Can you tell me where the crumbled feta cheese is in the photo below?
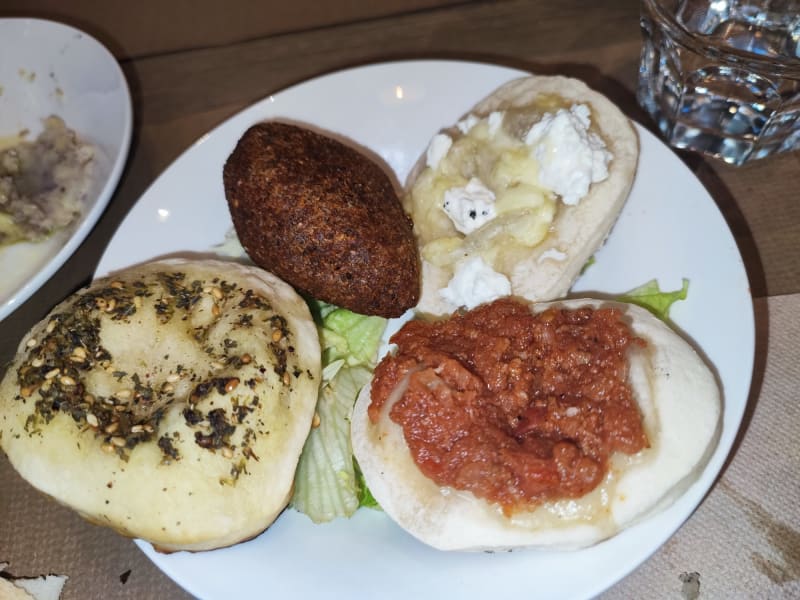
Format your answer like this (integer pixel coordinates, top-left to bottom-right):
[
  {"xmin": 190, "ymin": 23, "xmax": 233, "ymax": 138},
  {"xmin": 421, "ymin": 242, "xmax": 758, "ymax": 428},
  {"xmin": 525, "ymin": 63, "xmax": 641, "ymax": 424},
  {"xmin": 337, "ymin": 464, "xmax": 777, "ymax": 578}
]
[
  {"xmin": 488, "ymin": 111, "xmax": 504, "ymax": 135},
  {"xmin": 456, "ymin": 114, "xmax": 480, "ymax": 134},
  {"xmin": 442, "ymin": 178, "xmax": 497, "ymax": 234},
  {"xmin": 426, "ymin": 133, "xmax": 453, "ymax": 170},
  {"xmin": 440, "ymin": 256, "xmax": 511, "ymax": 309},
  {"xmin": 524, "ymin": 104, "xmax": 612, "ymax": 206}
]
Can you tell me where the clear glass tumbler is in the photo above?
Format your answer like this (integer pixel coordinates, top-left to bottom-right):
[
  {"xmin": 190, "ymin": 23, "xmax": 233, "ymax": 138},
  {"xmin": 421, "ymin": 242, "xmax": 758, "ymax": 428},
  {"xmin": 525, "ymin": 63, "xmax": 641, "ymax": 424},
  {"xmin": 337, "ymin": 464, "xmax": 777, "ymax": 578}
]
[{"xmin": 638, "ymin": 0, "xmax": 800, "ymax": 165}]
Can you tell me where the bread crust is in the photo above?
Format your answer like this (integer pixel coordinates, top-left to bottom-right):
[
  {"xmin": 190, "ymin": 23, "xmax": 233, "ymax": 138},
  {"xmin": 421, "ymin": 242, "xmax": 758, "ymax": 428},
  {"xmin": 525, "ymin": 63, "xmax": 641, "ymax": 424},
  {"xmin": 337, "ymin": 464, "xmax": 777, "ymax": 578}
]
[
  {"xmin": 404, "ymin": 76, "xmax": 639, "ymax": 316},
  {"xmin": 351, "ymin": 300, "xmax": 720, "ymax": 551},
  {"xmin": 0, "ymin": 259, "xmax": 321, "ymax": 551}
]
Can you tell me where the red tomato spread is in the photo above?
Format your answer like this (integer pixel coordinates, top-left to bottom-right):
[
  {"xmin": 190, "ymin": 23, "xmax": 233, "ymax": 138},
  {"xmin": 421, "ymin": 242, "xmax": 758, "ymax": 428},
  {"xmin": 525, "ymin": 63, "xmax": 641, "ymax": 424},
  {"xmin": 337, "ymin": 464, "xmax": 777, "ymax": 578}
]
[{"xmin": 368, "ymin": 298, "xmax": 648, "ymax": 512}]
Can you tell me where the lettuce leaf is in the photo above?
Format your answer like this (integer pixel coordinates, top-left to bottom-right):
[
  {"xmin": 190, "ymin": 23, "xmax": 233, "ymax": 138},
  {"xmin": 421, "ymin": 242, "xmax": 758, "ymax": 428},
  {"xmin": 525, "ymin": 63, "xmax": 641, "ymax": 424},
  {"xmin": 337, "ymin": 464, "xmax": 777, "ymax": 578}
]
[
  {"xmin": 618, "ymin": 278, "xmax": 689, "ymax": 321},
  {"xmin": 290, "ymin": 365, "xmax": 374, "ymax": 522},
  {"xmin": 311, "ymin": 301, "xmax": 386, "ymax": 373},
  {"xmin": 580, "ymin": 255, "xmax": 596, "ymax": 275},
  {"xmin": 290, "ymin": 303, "xmax": 386, "ymax": 522},
  {"xmin": 354, "ymin": 457, "xmax": 379, "ymax": 509}
]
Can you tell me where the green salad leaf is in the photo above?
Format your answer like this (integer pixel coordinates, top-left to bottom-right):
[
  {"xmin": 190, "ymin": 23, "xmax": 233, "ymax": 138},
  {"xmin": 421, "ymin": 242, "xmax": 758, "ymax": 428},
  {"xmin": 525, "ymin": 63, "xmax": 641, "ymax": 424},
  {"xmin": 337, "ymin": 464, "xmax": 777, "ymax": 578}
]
[
  {"xmin": 354, "ymin": 457, "xmax": 379, "ymax": 509},
  {"xmin": 319, "ymin": 306, "xmax": 386, "ymax": 370},
  {"xmin": 290, "ymin": 302, "xmax": 386, "ymax": 522},
  {"xmin": 580, "ymin": 255, "xmax": 596, "ymax": 275},
  {"xmin": 618, "ymin": 278, "xmax": 689, "ymax": 321},
  {"xmin": 290, "ymin": 364, "xmax": 374, "ymax": 522}
]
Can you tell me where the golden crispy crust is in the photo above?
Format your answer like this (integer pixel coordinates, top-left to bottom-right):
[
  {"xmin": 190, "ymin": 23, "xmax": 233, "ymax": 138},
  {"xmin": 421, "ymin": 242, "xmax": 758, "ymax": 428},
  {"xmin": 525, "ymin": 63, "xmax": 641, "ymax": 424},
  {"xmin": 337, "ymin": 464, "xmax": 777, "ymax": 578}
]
[{"xmin": 223, "ymin": 122, "xmax": 420, "ymax": 317}]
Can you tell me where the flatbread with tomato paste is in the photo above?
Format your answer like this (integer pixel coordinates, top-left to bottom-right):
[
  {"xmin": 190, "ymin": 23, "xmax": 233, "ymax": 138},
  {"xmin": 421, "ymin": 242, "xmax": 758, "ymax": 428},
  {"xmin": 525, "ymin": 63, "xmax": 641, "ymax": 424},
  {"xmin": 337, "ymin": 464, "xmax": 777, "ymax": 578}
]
[{"xmin": 351, "ymin": 299, "xmax": 720, "ymax": 550}]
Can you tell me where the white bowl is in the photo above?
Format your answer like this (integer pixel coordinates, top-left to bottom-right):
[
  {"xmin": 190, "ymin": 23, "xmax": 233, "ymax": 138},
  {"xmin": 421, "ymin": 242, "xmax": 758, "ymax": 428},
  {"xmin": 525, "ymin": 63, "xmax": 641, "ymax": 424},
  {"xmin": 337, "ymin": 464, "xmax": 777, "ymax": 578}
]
[{"xmin": 0, "ymin": 17, "xmax": 132, "ymax": 321}]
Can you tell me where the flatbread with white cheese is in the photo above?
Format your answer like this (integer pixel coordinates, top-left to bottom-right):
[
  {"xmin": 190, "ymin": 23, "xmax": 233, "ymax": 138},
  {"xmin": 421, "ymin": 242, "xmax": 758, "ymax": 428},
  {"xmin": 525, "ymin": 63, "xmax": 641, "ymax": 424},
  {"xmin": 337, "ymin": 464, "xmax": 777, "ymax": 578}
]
[
  {"xmin": 404, "ymin": 75, "xmax": 639, "ymax": 316},
  {"xmin": 0, "ymin": 259, "xmax": 321, "ymax": 552}
]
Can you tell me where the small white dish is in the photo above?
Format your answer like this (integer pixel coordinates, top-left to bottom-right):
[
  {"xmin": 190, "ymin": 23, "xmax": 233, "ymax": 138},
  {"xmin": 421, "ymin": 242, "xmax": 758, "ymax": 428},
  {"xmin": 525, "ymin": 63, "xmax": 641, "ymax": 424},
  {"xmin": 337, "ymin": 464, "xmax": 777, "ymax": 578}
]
[{"xmin": 0, "ymin": 17, "xmax": 132, "ymax": 321}]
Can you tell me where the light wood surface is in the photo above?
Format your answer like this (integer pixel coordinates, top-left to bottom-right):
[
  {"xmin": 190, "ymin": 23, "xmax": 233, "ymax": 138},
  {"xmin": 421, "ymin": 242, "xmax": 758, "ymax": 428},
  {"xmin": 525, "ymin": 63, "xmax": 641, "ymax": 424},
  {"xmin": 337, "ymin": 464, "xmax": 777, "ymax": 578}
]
[{"xmin": 2, "ymin": 1, "xmax": 799, "ymax": 598}]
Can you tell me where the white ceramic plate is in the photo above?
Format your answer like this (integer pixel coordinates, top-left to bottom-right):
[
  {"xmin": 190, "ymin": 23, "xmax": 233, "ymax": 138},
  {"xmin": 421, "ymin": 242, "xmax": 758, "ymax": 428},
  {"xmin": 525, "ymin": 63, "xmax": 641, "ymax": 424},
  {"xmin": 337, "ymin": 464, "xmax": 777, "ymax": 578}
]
[
  {"xmin": 0, "ymin": 18, "xmax": 132, "ymax": 321},
  {"xmin": 96, "ymin": 60, "xmax": 754, "ymax": 599}
]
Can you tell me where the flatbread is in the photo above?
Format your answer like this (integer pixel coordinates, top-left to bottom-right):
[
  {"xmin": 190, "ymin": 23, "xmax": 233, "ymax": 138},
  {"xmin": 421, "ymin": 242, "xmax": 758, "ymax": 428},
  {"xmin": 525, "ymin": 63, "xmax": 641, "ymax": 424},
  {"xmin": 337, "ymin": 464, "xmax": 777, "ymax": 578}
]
[
  {"xmin": 404, "ymin": 75, "xmax": 639, "ymax": 316},
  {"xmin": 0, "ymin": 259, "xmax": 321, "ymax": 552},
  {"xmin": 351, "ymin": 299, "xmax": 720, "ymax": 550}
]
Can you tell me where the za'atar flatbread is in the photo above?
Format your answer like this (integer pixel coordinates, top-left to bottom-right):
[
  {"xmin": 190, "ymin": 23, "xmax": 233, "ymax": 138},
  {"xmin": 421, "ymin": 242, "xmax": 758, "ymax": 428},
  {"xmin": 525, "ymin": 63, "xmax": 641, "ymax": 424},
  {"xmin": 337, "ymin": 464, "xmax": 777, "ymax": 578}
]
[
  {"xmin": 0, "ymin": 259, "xmax": 321, "ymax": 552},
  {"xmin": 403, "ymin": 75, "xmax": 639, "ymax": 316},
  {"xmin": 351, "ymin": 299, "xmax": 720, "ymax": 551}
]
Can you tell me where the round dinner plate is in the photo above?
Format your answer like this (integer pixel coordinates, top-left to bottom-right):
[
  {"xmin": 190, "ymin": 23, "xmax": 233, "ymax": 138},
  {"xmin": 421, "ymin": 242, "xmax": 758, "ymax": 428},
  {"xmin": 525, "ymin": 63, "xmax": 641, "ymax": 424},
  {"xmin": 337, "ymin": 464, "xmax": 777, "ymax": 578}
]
[
  {"xmin": 96, "ymin": 60, "xmax": 755, "ymax": 599},
  {"xmin": 0, "ymin": 18, "xmax": 132, "ymax": 321}
]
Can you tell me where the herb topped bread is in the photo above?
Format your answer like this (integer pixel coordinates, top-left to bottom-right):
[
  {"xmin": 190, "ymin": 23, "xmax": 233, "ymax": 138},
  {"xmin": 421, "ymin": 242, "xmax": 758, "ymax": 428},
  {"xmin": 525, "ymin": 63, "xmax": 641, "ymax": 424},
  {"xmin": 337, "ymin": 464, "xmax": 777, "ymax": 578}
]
[{"xmin": 0, "ymin": 259, "xmax": 321, "ymax": 552}]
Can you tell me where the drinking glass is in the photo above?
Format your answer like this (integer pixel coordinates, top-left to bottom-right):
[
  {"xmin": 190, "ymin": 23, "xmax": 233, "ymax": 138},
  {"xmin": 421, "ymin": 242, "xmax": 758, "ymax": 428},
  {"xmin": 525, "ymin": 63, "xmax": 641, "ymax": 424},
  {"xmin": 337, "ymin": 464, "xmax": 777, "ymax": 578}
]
[{"xmin": 638, "ymin": 0, "xmax": 800, "ymax": 164}]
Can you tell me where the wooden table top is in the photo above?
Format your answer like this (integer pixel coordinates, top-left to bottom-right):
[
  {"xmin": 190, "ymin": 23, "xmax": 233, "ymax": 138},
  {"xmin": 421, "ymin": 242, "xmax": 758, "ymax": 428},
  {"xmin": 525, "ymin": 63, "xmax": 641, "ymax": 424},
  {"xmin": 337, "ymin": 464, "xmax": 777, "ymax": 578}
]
[{"xmin": 2, "ymin": 1, "xmax": 798, "ymax": 598}]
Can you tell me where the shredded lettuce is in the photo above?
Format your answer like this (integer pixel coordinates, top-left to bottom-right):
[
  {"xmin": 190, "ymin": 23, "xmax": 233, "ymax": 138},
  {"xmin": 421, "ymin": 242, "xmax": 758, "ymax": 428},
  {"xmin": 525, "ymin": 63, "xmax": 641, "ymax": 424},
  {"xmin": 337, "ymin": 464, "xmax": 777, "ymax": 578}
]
[
  {"xmin": 290, "ymin": 365, "xmax": 374, "ymax": 522},
  {"xmin": 311, "ymin": 302, "xmax": 386, "ymax": 372},
  {"xmin": 290, "ymin": 302, "xmax": 386, "ymax": 522},
  {"xmin": 618, "ymin": 278, "xmax": 689, "ymax": 321},
  {"xmin": 354, "ymin": 457, "xmax": 379, "ymax": 509}
]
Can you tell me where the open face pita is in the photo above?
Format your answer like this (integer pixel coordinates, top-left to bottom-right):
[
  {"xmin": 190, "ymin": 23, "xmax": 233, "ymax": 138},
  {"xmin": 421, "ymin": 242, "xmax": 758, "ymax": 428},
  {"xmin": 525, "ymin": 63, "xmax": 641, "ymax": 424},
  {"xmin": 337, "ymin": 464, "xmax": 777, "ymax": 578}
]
[
  {"xmin": 403, "ymin": 75, "xmax": 639, "ymax": 316},
  {"xmin": 351, "ymin": 299, "xmax": 720, "ymax": 551}
]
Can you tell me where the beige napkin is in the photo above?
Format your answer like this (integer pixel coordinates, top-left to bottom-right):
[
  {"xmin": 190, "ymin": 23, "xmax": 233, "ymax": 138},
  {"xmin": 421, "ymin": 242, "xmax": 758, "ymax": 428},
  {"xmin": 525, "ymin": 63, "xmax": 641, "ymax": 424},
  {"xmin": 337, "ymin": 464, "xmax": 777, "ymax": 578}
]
[{"xmin": 603, "ymin": 294, "xmax": 800, "ymax": 599}]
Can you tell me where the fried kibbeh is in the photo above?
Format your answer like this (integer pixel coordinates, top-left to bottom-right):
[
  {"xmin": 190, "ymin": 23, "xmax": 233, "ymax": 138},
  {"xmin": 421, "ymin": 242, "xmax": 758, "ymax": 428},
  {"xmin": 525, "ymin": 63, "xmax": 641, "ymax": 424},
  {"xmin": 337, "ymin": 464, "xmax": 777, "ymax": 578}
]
[{"xmin": 223, "ymin": 122, "xmax": 420, "ymax": 317}]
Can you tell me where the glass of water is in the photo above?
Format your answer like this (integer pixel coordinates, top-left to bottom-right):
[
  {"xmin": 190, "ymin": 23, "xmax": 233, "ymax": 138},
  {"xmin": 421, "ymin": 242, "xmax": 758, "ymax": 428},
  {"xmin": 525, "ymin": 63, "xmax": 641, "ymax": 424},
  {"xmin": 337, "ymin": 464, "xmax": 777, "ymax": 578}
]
[{"xmin": 638, "ymin": 0, "xmax": 800, "ymax": 165}]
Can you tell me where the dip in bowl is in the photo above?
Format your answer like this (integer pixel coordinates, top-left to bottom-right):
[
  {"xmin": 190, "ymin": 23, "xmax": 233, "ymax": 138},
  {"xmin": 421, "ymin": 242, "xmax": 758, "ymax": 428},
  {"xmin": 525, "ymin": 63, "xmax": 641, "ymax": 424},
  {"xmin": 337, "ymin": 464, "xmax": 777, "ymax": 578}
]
[{"xmin": 0, "ymin": 17, "xmax": 132, "ymax": 320}]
